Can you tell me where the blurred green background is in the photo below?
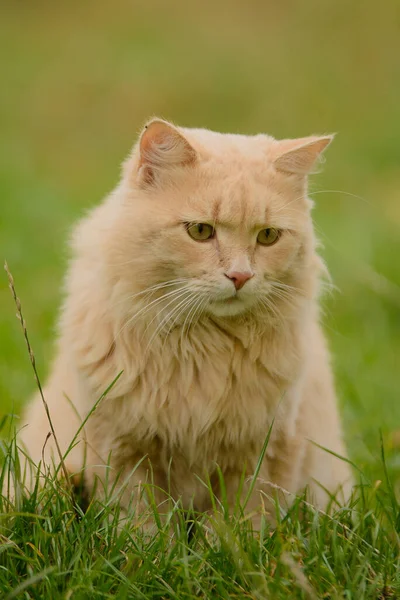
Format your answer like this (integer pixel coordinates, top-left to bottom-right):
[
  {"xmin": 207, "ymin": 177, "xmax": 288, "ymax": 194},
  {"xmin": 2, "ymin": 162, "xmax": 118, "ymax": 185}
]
[{"xmin": 1, "ymin": 1, "xmax": 399, "ymax": 481}]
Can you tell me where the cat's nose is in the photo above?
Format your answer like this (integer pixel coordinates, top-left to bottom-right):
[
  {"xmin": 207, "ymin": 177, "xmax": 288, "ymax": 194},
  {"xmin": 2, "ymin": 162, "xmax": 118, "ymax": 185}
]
[{"xmin": 225, "ymin": 271, "xmax": 254, "ymax": 291}]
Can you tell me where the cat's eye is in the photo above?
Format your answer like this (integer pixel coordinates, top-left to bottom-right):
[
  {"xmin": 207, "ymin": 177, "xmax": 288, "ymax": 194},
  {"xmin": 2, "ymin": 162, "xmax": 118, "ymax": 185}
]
[
  {"xmin": 186, "ymin": 223, "xmax": 215, "ymax": 241},
  {"xmin": 257, "ymin": 227, "xmax": 280, "ymax": 246}
]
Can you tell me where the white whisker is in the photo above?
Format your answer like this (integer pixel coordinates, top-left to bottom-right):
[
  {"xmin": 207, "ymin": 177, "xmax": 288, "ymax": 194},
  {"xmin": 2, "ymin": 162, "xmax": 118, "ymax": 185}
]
[
  {"xmin": 114, "ymin": 285, "xmax": 190, "ymax": 344},
  {"xmin": 162, "ymin": 294, "xmax": 200, "ymax": 352},
  {"xmin": 115, "ymin": 278, "xmax": 190, "ymax": 307},
  {"xmin": 190, "ymin": 296, "xmax": 208, "ymax": 333},
  {"xmin": 308, "ymin": 189, "xmax": 372, "ymax": 207},
  {"xmin": 268, "ymin": 280, "xmax": 304, "ymax": 294},
  {"xmin": 180, "ymin": 294, "xmax": 205, "ymax": 348},
  {"xmin": 140, "ymin": 287, "xmax": 193, "ymax": 343},
  {"xmin": 158, "ymin": 293, "xmax": 196, "ymax": 343},
  {"xmin": 145, "ymin": 291, "xmax": 197, "ymax": 354},
  {"xmin": 268, "ymin": 287, "xmax": 301, "ymax": 308},
  {"xmin": 273, "ymin": 194, "xmax": 305, "ymax": 215},
  {"xmin": 258, "ymin": 296, "xmax": 285, "ymax": 327}
]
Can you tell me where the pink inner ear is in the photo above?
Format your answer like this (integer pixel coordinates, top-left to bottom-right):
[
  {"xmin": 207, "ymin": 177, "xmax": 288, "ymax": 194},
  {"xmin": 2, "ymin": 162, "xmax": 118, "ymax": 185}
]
[
  {"xmin": 139, "ymin": 120, "xmax": 197, "ymax": 172},
  {"xmin": 139, "ymin": 123, "xmax": 168, "ymax": 169},
  {"xmin": 139, "ymin": 122, "xmax": 171, "ymax": 164},
  {"xmin": 140, "ymin": 130, "xmax": 159, "ymax": 159},
  {"xmin": 136, "ymin": 120, "xmax": 198, "ymax": 186}
]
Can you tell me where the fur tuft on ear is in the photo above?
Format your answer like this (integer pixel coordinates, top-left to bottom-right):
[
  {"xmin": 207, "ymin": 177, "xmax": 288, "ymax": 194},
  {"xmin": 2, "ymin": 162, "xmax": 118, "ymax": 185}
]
[
  {"xmin": 138, "ymin": 118, "xmax": 197, "ymax": 185},
  {"xmin": 273, "ymin": 135, "xmax": 334, "ymax": 175}
]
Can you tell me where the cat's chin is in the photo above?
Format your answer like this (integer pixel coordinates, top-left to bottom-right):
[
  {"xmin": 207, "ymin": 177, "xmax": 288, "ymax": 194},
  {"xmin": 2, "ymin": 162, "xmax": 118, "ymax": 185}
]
[{"xmin": 207, "ymin": 296, "xmax": 253, "ymax": 318}]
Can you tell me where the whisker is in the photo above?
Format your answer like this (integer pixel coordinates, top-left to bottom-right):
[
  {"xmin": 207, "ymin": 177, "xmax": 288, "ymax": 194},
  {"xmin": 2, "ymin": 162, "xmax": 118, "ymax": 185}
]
[
  {"xmin": 274, "ymin": 188, "xmax": 372, "ymax": 218},
  {"xmin": 268, "ymin": 287, "xmax": 301, "ymax": 308},
  {"xmin": 268, "ymin": 288, "xmax": 299, "ymax": 303},
  {"xmin": 268, "ymin": 280, "xmax": 305, "ymax": 295},
  {"xmin": 156, "ymin": 296, "xmax": 198, "ymax": 352},
  {"xmin": 114, "ymin": 285, "xmax": 190, "ymax": 344},
  {"xmin": 195, "ymin": 297, "xmax": 209, "ymax": 327},
  {"xmin": 189, "ymin": 296, "xmax": 208, "ymax": 334},
  {"xmin": 115, "ymin": 278, "xmax": 190, "ymax": 307},
  {"xmin": 180, "ymin": 294, "xmax": 205, "ymax": 348},
  {"xmin": 308, "ymin": 189, "xmax": 372, "ymax": 207},
  {"xmin": 162, "ymin": 294, "xmax": 199, "ymax": 352},
  {"xmin": 141, "ymin": 288, "xmax": 192, "ymax": 335},
  {"xmin": 273, "ymin": 194, "xmax": 306, "ymax": 215},
  {"xmin": 145, "ymin": 292, "xmax": 197, "ymax": 354},
  {"xmin": 258, "ymin": 296, "xmax": 285, "ymax": 327},
  {"xmin": 143, "ymin": 289, "xmax": 194, "ymax": 346}
]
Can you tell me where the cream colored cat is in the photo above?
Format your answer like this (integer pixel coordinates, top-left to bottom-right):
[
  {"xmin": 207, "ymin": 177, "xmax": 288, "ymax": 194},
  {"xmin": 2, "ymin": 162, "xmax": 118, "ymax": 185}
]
[{"xmin": 17, "ymin": 118, "xmax": 352, "ymax": 525}]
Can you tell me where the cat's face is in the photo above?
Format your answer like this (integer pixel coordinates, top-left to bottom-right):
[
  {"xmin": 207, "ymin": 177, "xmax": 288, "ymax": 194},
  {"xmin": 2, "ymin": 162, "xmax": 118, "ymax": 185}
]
[{"xmin": 113, "ymin": 120, "xmax": 331, "ymax": 322}]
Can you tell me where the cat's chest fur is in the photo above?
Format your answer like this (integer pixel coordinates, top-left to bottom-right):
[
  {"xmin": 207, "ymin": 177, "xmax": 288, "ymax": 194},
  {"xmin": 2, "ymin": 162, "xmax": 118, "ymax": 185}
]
[{"xmin": 85, "ymin": 318, "xmax": 302, "ymax": 469}]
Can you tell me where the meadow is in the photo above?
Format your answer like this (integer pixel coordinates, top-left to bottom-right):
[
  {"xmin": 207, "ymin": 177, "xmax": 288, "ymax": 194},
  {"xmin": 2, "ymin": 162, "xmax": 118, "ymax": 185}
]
[{"xmin": 0, "ymin": 1, "xmax": 399, "ymax": 597}]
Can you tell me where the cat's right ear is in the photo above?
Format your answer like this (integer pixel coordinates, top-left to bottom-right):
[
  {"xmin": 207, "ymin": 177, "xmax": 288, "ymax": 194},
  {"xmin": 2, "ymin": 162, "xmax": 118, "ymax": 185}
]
[{"xmin": 136, "ymin": 119, "xmax": 197, "ymax": 186}]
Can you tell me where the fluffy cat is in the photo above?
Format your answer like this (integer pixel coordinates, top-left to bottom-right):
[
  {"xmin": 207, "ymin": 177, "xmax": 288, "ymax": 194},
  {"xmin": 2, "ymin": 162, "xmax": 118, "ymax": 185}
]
[{"xmin": 16, "ymin": 118, "xmax": 352, "ymax": 526}]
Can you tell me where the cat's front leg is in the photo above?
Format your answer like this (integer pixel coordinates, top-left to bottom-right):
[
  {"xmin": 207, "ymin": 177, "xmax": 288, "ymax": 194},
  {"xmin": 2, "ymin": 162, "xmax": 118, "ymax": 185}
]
[
  {"xmin": 207, "ymin": 465, "xmax": 278, "ymax": 529},
  {"xmin": 83, "ymin": 449, "xmax": 172, "ymax": 535}
]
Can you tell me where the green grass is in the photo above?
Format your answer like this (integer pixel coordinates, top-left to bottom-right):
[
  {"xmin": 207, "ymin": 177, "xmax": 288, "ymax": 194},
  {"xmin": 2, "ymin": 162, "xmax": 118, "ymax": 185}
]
[
  {"xmin": 1, "ymin": 424, "xmax": 399, "ymax": 599},
  {"xmin": 1, "ymin": 0, "xmax": 400, "ymax": 597}
]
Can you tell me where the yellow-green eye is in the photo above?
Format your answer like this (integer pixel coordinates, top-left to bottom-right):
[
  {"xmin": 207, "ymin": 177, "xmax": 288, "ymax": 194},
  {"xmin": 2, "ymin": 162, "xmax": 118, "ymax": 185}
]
[
  {"xmin": 186, "ymin": 223, "xmax": 215, "ymax": 241},
  {"xmin": 257, "ymin": 227, "xmax": 280, "ymax": 246}
]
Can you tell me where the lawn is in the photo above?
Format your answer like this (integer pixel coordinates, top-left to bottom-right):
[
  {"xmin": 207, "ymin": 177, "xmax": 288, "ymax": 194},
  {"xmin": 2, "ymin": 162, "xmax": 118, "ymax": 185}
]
[{"xmin": 1, "ymin": 1, "xmax": 399, "ymax": 597}]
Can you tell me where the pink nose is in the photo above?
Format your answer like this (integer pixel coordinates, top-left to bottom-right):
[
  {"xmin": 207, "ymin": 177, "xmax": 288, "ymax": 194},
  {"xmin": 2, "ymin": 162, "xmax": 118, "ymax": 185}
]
[{"xmin": 225, "ymin": 271, "xmax": 254, "ymax": 291}]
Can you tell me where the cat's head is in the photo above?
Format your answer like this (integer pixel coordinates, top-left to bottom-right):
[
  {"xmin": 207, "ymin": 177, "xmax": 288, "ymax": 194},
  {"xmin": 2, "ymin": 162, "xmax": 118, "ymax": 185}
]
[{"xmin": 108, "ymin": 118, "xmax": 332, "ymax": 322}]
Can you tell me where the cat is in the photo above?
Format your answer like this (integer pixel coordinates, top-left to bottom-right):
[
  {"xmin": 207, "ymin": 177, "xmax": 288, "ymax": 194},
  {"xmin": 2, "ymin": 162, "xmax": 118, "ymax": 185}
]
[{"xmin": 15, "ymin": 118, "xmax": 352, "ymax": 527}]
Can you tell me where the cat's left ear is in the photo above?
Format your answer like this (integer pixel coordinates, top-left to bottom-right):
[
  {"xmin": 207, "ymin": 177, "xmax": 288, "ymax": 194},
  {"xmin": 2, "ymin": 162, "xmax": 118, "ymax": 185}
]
[
  {"xmin": 137, "ymin": 118, "xmax": 197, "ymax": 186},
  {"xmin": 273, "ymin": 135, "xmax": 334, "ymax": 175}
]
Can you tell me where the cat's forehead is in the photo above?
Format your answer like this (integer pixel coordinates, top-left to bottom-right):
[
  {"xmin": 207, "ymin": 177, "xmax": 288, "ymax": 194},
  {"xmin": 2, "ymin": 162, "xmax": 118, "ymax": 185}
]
[
  {"xmin": 180, "ymin": 127, "xmax": 275, "ymax": 162},
  {"xmin": 183, "ymin": 164, "xmax": 303, "ymax": 230}
]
